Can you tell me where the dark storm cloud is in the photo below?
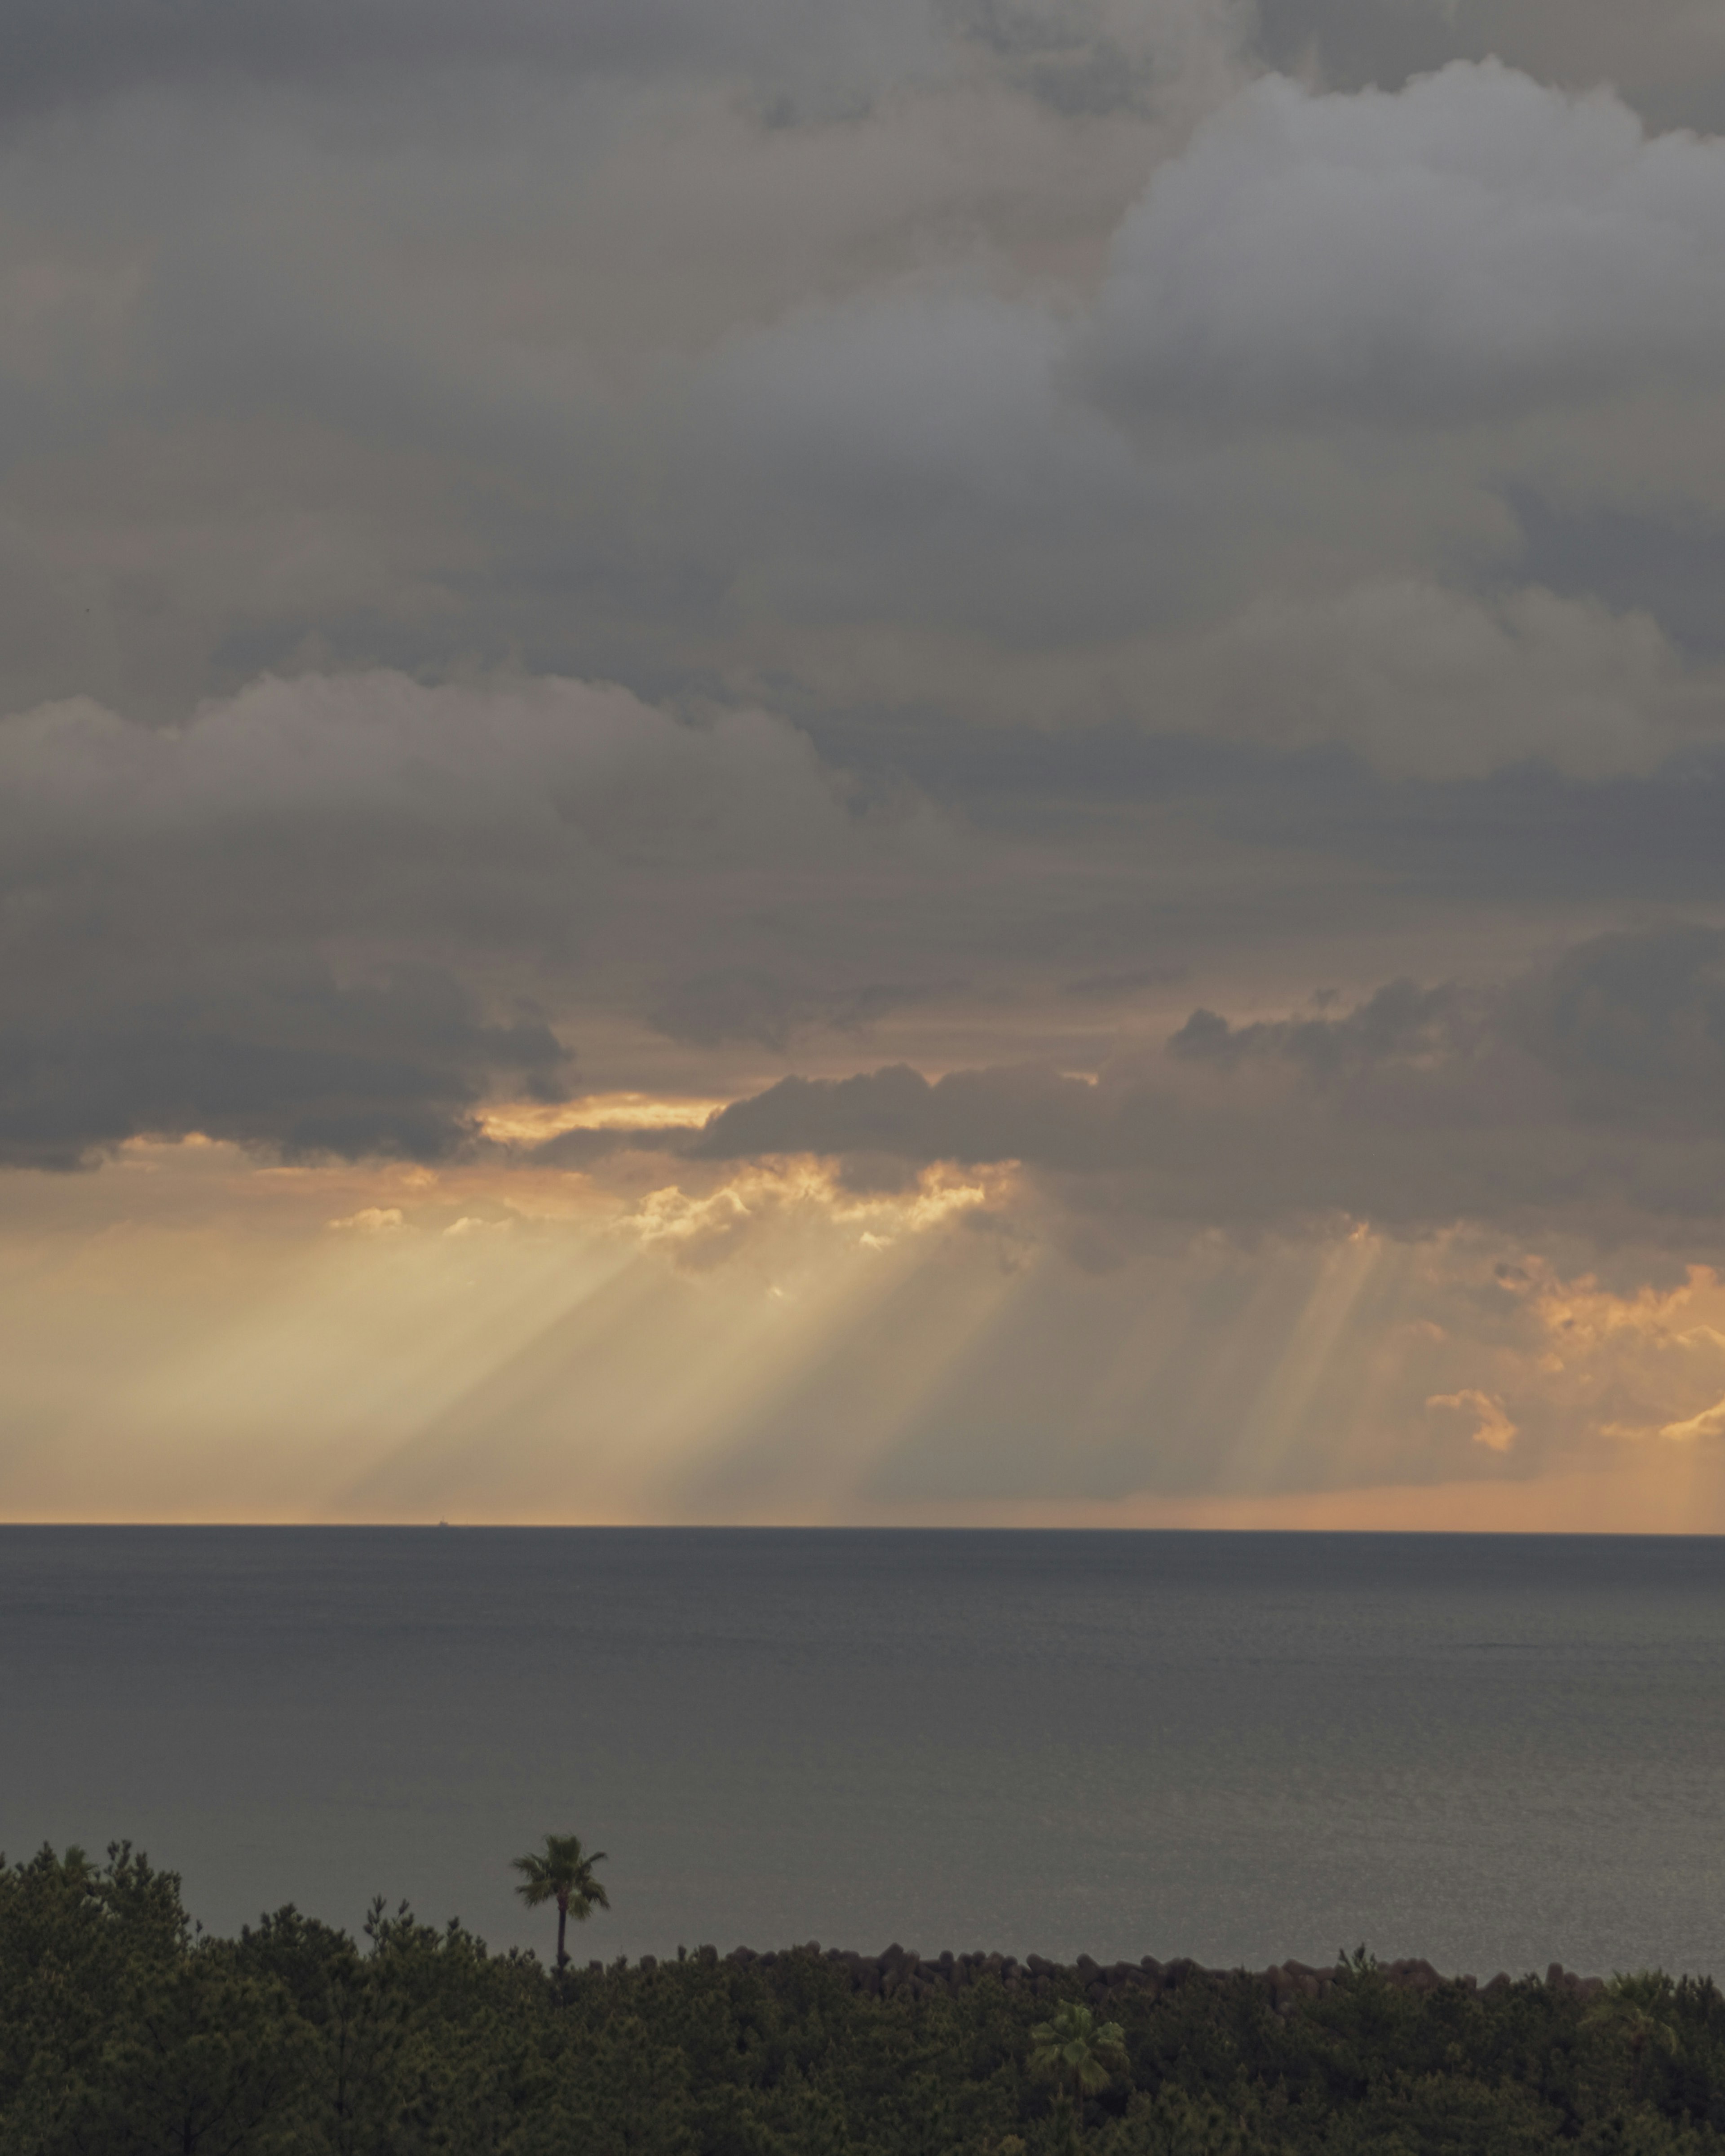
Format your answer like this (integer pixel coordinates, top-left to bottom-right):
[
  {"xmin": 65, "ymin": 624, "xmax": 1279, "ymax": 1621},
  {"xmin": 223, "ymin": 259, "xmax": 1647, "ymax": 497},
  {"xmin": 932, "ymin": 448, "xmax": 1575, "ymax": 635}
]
[
  {"xmin": 691, "ymin": 928, "xmax": 1725, "ymax": 1242},
  {"xmin": 1172, "ymin": 928, "xmax": 1725, "ymax": 1142},
  {"xmin": 0, "ymin": 673, "xmax": 883, "ymax": 1164},
  {"xmin": 1513, "ymin": 926, "xmax": 1725, "ymax": 1130},
  {"xmin": 5, "ymin": 0, "xmax": 1725, "ymax": 1222},
  {"xmin": 1252, "ymin": 752, "xmax": 1725, "ymax": 908},
  {"xmin": 17, "ymin": 651, "xmax": 1725, "ymax": 1179},
  {"xmin": 0, "ymin": 963, "xmax": 568, "ymax": 1171},
  {"xmin": 804, "ymin": 710, "xmax": 1725, "ymax": 915},
  {"xmin": 1164, "ymin": 976, "xmax": 1468, "ymax": 1076}
]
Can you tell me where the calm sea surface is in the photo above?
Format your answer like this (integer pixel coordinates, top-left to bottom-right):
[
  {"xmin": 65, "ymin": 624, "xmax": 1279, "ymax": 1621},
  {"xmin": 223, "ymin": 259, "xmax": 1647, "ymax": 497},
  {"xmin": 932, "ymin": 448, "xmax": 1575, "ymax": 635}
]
[{"xmin": 1, "ymin": 1528, "xmax": 1721, "ymax": 1978}]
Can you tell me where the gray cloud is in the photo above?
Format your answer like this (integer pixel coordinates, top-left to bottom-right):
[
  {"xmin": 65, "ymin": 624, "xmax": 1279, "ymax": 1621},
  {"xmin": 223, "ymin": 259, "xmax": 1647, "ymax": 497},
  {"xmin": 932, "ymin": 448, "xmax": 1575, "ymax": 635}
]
[
  {"xmin": 691, "ymin": 928, "xmax": 1725, "ymax": 1245},
  {"xmin": 667, "ymin": 65, "xmax": 1725, "ymax": 778},
  {"xmin": 1505, "ymin": 491, "xmax": 1725, "ymax": 663},
  {"xmin": 951, "ymin": 23, "xmax": 1146, "ymax": 116},
  {"xmin": 650, "ymin": 970, "xmax": 964, "ymax": 1051},
  {"xmin": 0, "ymin": 672, "xmax": 894, "ymax": 1162},
  {"xmin": 1061, "ymin": 964, "xmax": 1190, "ymax": 999},
  {"xmin": 1165, "ymin": 976, "xmax": 1469, "ymax": 1076},
  {"xmin": 2, "ymin": 30, "xmax": 1722, "ymax": 791},
  {"xmin": 3, "ymin": 1, "xmax": 1725, "ymax": 1255},
  {"xmin": 1084, "ymin": 62, "xmax": 1725, "ymax": 427},
  {"xmin": 0, "ymin": 962, "xmax": 568, "ymax": 1171},
  {"xmin": 0, "ymin": 0, "xmax": 947, "ymax": 116},
  {"xmin": 14, "ymin": 642, "xmax": 1725, "ymax": 1180},
  {"xmin": 1252, "ymin": 0, "xmax": 1725, "ymax": 136},
  {"xmin": 1511, "ymin": 925, "xmax": 1725, "ymax": 1130}
]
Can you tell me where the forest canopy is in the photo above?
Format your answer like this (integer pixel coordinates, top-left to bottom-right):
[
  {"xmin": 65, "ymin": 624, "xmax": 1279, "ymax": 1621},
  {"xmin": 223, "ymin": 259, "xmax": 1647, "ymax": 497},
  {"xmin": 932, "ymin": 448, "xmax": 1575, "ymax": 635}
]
[{"xmin": 2, "ymin": 1841, "xmax": 1723, "ymax": 2154}]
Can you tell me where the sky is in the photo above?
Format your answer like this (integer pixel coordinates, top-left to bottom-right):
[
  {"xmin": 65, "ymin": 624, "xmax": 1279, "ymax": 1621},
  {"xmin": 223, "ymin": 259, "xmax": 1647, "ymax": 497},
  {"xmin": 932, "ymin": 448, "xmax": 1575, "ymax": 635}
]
[{"xmin": 8, "ymin": 0, "xmax": 1725, "ymax": 1526}]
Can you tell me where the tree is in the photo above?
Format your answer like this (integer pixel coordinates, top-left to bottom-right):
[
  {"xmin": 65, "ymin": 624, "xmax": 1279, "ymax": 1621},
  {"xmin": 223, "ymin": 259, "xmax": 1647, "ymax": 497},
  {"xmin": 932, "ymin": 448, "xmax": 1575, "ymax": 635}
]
[
  {"xmin": 509, "ymin": 1833, "xmax": 609, "ymax": 1970},
  {"xmin": 1028, "ymin": 2000, "xmax": 1128, "ymax": 2138},
  {"xmin": 1583, "ymin": 1976, "xmax": 1680, "ymax": 2103}
]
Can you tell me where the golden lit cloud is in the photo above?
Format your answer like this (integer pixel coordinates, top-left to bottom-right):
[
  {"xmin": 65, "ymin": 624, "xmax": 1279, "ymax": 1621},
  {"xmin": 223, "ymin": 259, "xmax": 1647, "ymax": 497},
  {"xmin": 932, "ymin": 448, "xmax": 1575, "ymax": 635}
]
[
  {"xmin": 1498, "ymin": 1260, "xmax": 1725, "ymax": 1446},
  {"xmin": 1426, "ymin": 1390, "xmax": 1517, "ymax": 1453},
  {"xmin": 615, "ymin": 1160, "xmax": 1004, "ymax": 1272},
  {"xmin": 1656, "ymin": 1399, "xmax": 1725, "ymax": 1442},
  {"xmin": 477, "ymin": 1094, "xmax": 729, "ymax": 1144}
]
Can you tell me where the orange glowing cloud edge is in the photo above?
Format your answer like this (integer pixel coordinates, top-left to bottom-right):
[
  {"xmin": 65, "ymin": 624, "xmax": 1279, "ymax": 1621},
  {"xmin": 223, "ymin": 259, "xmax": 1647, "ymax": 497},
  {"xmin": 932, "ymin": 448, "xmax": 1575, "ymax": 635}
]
[
  {"xmin": 22, "ymin": 1130, "xmax": 1725, "ymax": 1533},
  {"xmin": 476, "ymin": 1093, "xmax": 733, "ymax": 1142}
]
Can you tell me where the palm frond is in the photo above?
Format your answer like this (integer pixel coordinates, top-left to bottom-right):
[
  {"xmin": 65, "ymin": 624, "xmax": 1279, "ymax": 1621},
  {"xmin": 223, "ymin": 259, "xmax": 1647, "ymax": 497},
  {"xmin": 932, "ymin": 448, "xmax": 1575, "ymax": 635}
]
[{"xmin": 510, "ymin": 1832, "xmax": 609, "ymax": 1912}]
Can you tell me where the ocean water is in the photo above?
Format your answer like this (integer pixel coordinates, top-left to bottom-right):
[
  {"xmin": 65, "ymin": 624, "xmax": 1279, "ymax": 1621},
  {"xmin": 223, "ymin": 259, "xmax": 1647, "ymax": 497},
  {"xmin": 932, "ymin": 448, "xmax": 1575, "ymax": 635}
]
[{"xmin": 1, "ymin": 1527, "xmax": 1721, "ymax": 1979}]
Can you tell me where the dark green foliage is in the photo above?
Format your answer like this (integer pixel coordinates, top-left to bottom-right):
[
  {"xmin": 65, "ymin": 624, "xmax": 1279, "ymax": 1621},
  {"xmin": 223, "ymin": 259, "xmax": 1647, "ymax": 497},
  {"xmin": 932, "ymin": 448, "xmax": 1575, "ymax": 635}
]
[{"xmin": 6, "ymin": 1844, "xmax": 1725, "ymax": 2154}]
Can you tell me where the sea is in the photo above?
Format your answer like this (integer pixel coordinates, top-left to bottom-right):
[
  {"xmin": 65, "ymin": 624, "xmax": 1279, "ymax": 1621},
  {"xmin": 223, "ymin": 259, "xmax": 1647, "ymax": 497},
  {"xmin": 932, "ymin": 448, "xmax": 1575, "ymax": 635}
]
[{"xmin": 1, "ymin": 1527, "xmax": 1721, "ymax": 1979}]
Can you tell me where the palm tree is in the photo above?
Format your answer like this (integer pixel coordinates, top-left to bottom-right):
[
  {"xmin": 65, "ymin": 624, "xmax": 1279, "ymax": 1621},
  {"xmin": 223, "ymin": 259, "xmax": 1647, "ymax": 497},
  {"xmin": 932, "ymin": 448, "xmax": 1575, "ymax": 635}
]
[
  {"xmin": 1583, "ymin": 1980, "xmax": 1679, "ymax": 2102},
  {"xmin": 510, "ymin": 1832, "xmax": 609, "ymax": 1969},
  {"xmin": 1028, "ymin": 2000, "xmax": 1128, "ymax": 2138}
]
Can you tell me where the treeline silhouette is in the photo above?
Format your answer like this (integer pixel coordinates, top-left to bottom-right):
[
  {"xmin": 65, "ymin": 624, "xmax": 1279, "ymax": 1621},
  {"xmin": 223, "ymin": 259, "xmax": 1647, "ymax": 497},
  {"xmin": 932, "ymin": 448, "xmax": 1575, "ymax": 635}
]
[{"xmin": 5, "ymin": 1841, "xmax": 1725, "ymax": 2152}]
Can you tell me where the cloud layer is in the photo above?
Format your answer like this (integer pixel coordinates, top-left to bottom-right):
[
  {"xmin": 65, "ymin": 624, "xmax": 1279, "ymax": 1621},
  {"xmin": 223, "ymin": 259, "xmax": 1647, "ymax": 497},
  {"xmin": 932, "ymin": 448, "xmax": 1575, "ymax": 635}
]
[
  {"xmin": 7, "ymin": 1, "xmax": 1725, "ymax": 1519},
  {"xmin": 685, "ymin": 928, "xmax": 1725, "ymax": 1250}
]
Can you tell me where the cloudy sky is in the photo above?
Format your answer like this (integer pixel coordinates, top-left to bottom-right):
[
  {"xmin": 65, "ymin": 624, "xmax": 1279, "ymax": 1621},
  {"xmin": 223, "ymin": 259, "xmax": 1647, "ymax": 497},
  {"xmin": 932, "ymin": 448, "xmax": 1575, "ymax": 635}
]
[{"xmin": 8, "ymin": 0, "xmax": 1725, "ymax": 1526}]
